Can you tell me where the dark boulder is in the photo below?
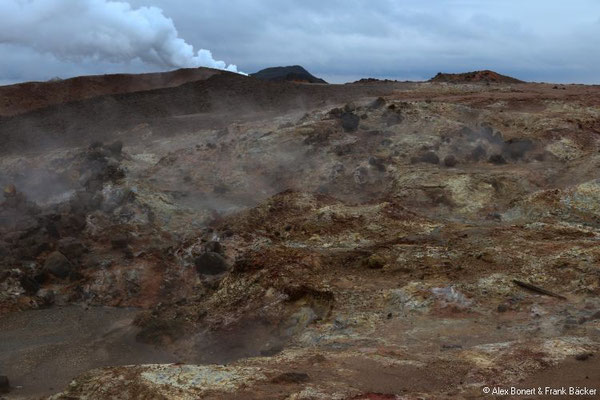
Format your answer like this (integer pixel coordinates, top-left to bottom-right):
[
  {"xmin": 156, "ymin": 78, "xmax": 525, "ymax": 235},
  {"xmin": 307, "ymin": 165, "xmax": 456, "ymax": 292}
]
[
  {"xmin": 19, "ymin": 274, "xmax": 40, "ymax": 295},
  {"xmin": 37, "ymin": 289, "xmax": 56, "ymax": 306},
  {"xmin": 106, "ymin": 140, "xmax": 123, "ymax": 156},
  {"xmin": 369, "ymin": 97, "xmax": 386, "ymax": 109},
  {"xmin": 368, "ymin": 156, "xmax": 386, "ymax": 172},
  {"xmin": 443, "ymin": 155, "xmax": 458, "ymax": 167},
  {"xmin": 412, "ymin": 151, "xmax": 439, "ymax": 165},
  {"xmin": 205, "ymin": 241, "xmax": 223, "ymax": 255},
  {"xmin": 470, "ymin": 145, "xmax": 487, "ymax": 161},
  {"xmin": 341, "ymin": 112, "xmax": 360, "ymax": 132},
  {"xmin": 382, "ymin": 110, "xmax": 403, "ymax": 126},
  {"xmin": 195, "ymin": 252, "xmax": 228, "ymax": 275},
  {"xmin": 271, "ymin": 372, "xmax": 310, "ymax": 384},
  {"xmin": 502, "ymin": 138, "xmax": 534, "ymax": 160},
  {"xmin": 488, "ymin": 154, "xmax": 507, "ymax": 165},
  {"xmin": 111, "ymin": 233, "xmax": 130, "ymax": 249},
  {"xmin": 58, "ymin": 237, "xmax": 88, "ymax": 259},
  {"xmin": 44, "ymin": 251, "xmax": 73, "ymax": 279}
]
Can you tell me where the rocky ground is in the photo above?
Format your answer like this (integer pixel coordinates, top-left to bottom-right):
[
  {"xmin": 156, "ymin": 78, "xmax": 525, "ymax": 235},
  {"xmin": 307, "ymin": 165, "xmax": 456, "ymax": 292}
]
[{"xmin": 1, "ymin": 71, "xmax": 600, "ymax": 399}]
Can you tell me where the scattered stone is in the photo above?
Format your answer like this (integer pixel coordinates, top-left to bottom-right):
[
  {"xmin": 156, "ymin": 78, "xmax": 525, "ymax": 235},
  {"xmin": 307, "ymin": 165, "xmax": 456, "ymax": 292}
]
[
  {"xmin": 512, "ymin": 280, "xmax": 566, "ymax": 300},
  {"xmin": 205, "ymin": 241, "xmax": 223, "ymax": 254},
  {"xmin": 443, "ymin": 155, "xmax": 458, "ymax": 167},
  {"xmin": 19, "ymin": 275, "xmax": 40, "ymax": 295},
  {"xmin": 328, "ymin": 107, "xmax": 343, "ymax": 118},
  {"xmin": 195, "ymin": 252, "xmax": 228, "ymax": 275},
  {"xmin": 353, "ymin": 166, "xmax": 369, "ymax": 185},
  {"xmin": 343, "ymin": 103, "xmax": 356, "ymax": 112},
  {"xmin": 106, "ymin": 140, "xmax": 123, "ymax": 156},
  {"xmin": 486, "ymin": 212, "xmax": 502, "ymax": 221},
  {"xmin": 369, "ymin": 97, "xmax": 386, "ymax": 109},
  {"xmin": 575, "ymin": 352, "xmax": 593, "ymax": 361},
  {"xmin": 470, "ymin": 145, "xmax": 487, "ymax": 161},
  {"xmin": 368, "ymin": 156, "xmax": 386, "ymax": 172},
  {"xmin": 58, "ymin": 237, "xmax": 88, "ymax": 259},
  {"xmin": 37, "ymin": 289, "xmax": 55, "ymax": 306},
  {"xmin": 362, "ymin": 254, "xmax": 385, "ymax": 269},
  {"xmin": 488, "ymin": 154, "xmax": 507, "ymax": 165},
  {"xmin": 341, "ymin": 112, "xmax": 360, "ymax": 132},
  {"xmin": 441, "ymin": 344, "xmax": 463, "ymax": 350},
  {"xmin": 260, "ymin": 346, "xmax": 283, "ymax": 357},
  {"xmin": 329, "ymin": 163, "xmax": 345, "ymax": 180},
  {"xmin": 502, "ymin": 138, "xmax": 535, "ymax": 160},
  {"xmin": 135, "ymin": 318, "xmax": 187, "ymax": 345},
  {"xmin": 271, "ymin": 372, "xmax": 310, "ymax": 384},
  {"xmin": 382, "ymin": 110, "xmax": 403, "ymax": 126},
  {"xmin": 111, "ymin": 233, "xmax": 130, "ymax": 250},
  {"xmin": 412, "ymin": 151, "xmax": 439, "ymax": 165},
  {"xmin": 3, "ymin": 184, "xmax": 16, "ymax": 199},
  {"xmin": 43, "ymin": 251, "xmax": 73, "ymax": 279}
]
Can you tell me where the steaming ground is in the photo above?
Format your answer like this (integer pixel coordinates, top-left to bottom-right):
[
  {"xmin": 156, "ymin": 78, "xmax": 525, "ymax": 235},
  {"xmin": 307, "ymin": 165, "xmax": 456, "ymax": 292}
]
[{"xmin": 1, "ymin": 71, "xmax": 600, "ymax": 398}]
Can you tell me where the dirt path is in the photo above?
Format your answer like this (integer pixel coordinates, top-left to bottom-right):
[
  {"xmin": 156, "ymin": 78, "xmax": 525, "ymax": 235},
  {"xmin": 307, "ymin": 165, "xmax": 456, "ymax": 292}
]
[{"xmin": 0, "ymin": 306, "xmax": 177, "ymax": 398}]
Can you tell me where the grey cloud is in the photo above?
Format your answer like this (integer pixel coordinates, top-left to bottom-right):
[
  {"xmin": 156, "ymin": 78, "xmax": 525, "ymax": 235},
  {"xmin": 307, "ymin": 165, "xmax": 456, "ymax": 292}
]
[{"xmin": 2, "ymin": 0, "xmax": 600, "ymax": 84}]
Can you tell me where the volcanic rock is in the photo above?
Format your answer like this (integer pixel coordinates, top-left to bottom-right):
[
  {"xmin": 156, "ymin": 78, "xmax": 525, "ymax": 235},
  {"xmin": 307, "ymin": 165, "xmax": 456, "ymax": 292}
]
[
  {"xmin": 341, "ymin": 112, "xmax": 360, "ymax": 132},
  {"xmin": 443, "ymin": 155, "xmax": 458, "ymax": 167},
  {"xmin": 43, "ymin": 251, "xmax": 73, "ymax": 279},
  {"xmin": 488, "ymin": 154, "xmax": 507, "ymax": 165},
  {"xmin": 412, "ymin": 151, "xmax": 439, "ymax": 165},
  {"xmin": 195, "ymin": 252, "xmax": 228, "ymax": 275}
]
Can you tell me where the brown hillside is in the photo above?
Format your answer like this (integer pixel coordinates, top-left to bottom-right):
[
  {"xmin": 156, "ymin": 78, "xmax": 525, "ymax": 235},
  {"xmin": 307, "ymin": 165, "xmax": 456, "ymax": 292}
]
[{"xmin": 0, "ymin": 67, "xmax": 224, "ymax": 116}]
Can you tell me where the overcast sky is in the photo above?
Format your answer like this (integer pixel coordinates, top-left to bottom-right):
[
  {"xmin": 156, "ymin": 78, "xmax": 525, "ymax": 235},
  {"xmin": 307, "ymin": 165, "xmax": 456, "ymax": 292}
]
[{"xmin": 1, "ymin": 0, "xmax": 600, "ymax": 85}]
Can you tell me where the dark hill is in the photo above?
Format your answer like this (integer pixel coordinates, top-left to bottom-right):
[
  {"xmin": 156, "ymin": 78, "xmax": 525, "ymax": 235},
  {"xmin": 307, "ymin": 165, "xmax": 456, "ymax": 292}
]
[
  {"xmin": 430, "ymin": 70, "xmax": 524, "ymax": 84},
  {"xmin": 0, "ymin": 67, "xmax": 224, "ymax": 117},
  {"xmin": 0, "ymin": 71, "xmax": 397, "ymax": 155},
  {"xmin": 251, "ymin": 66, "xmax": 327, "ymax": 84}
]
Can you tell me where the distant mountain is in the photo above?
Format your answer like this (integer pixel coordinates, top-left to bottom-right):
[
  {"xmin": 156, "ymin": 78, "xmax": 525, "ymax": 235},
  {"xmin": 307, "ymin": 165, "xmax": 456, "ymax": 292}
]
[
  {"xmin": 430, "ymin": 70, "xmax": 524, "ymax": 84},
  {"xmin": 251, "ymin": 66, "xmax": 327, "ymax": 84}
]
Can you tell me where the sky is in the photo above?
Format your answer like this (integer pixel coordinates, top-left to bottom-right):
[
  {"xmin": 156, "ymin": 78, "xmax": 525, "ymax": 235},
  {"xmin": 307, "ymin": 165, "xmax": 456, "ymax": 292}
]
[{"xmin": 1, "ymin": 0, "xmax": 600, "ymax": 85}]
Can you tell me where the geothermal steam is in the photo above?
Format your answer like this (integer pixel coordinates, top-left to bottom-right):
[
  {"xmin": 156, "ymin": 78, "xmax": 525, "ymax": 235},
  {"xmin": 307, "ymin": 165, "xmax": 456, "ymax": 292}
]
[{"xmin": 0, "ymin": 0, "xmax": 241, "ymax": 72}]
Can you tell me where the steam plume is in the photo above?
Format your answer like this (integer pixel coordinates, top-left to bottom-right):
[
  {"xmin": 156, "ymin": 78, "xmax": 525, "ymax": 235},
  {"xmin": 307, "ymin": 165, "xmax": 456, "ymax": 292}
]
[{"xmin": 0, "ymin": 0, "xmax": 241, "ymax": 73}]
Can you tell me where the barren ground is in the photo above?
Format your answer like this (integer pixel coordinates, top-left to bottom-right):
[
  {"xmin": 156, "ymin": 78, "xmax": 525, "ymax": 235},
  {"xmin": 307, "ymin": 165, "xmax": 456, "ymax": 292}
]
[{"xmin": 0, "ymin": 70, "xmax": 599, "ymax": 399}]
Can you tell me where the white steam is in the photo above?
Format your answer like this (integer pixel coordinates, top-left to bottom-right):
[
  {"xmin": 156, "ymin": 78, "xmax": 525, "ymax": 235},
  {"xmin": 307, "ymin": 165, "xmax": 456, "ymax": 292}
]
[{"xmin": 0, "ymin": 0, "xmax": 241, "ymax": 73}]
